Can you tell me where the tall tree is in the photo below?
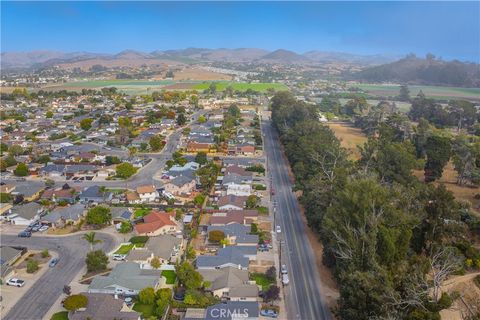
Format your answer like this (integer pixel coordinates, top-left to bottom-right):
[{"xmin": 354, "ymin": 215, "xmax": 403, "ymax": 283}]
[
  {"xmin": 424, "ymin": 135, "xmax": 451, "ymax": 182},
  {"xmin": 83, "ymin": 231, "xmax": 102, "ymax": 251}
]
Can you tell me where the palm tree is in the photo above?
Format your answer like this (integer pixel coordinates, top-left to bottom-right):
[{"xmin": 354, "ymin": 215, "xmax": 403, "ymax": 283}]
[{"xmin": 83, "ymin": 232, "xmax": 102, "ymax": 251}]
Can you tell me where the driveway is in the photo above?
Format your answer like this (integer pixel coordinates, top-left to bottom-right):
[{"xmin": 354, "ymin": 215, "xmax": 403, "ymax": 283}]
[{"xmin": 0, "ymin": 233, "xmax": 117, "ymax": 320}]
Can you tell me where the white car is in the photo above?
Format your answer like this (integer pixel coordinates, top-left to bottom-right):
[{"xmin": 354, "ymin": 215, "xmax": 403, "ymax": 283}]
[
  {"xmin": 38, "ymin": 225, "xmax": 49, "ymax": 232},
  {"xmin": 282, "ymin": 274, "xmax": 289, "ymax": 285},
  {"xmin": 276, "ymin": 225, "xmax": 281, "ymax": 233},
  {"xmin": 6, "ymin": 278, "xmax": 25, "ymax": 287},
  {"xmin": 112, "ymin": 254, "xmax": 126, "ymax": 261},
  {"xmin": 281, "ymin": 264, "xmax": 288, "ymax": 274}
]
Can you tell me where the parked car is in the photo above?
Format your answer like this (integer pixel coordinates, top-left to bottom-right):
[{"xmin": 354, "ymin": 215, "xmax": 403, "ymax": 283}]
[
  {"xmin": 260, "ymin": 309, "xmax": 278, "ymax": 318},
  {"xmin": 6, "ymin": 278, "xmax": 25, "ymax": 287},
  {"xmin": 31, "ymin": 225, "xmax": 41, "ymax": 232},
  {"xmin": 282, "ymin": 274, "xmax": 289, "ymax": 285},
  {"xmin": 49, "ymin": 258, "xmax": 59, "ymax": 267},
  {"xmin": 112, "ymin": 254, "xmax": 126, "ymax": 261},
  {"xmin": 258, "ymin": 244, "xmax": 269, "ymax": 252},
  {"xmin": 18, "ymin": 231, "xmax": 32, "ymax": 238},
  {"xmin": 38, "ymin": 225, "xmax": 49, "ymax": 232},
  {"xmin": 281, "ymin": 264, "xmax": 288, "ymax": 274},
  {"xmin": 276, "ymin": 225, "xmax": 281, "ymax": 233}
]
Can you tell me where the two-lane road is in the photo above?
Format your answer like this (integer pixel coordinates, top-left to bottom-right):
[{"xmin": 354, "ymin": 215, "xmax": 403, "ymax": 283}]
[
  {"xmin": 1, "ymin": 233, "xmax": 117, "ymax": 320},
  {"xmin": 263, "ymin": 119, "xmax": 332, "ymax": 320}
]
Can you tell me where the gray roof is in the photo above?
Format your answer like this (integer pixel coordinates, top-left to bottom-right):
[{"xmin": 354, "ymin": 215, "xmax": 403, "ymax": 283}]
[
  {"xmin": 170, "ymin": 175, "xmax": 195, "ymax": 187},
  {"xmin": 10, "ymin": 202, "xmax": 43, "ymax": 220},
  {"xmin": 196, "ymin": 246, "xmax": 256, "ymax": 269},
  {"xmin": 89, "ymin": 262, "xmax": 160, "ymax": 292},
  {"xmin": 222, "ymin": 174, "xmax": 252, "ymax": 186},
  {"xmin": 69, "ymin": 292, "xmax": 140, "ymax": 320},
  {"xmin": 11, "ymin": 184, "xmax": 44, "ymax": 198},
  {"xmin": 146, "ymin": 235, "xmax": 183, "ymax": 260},
  {"xmin": 208, "ymin": 223, "xmax": 259, "ymax": 244},
  {"xmin": 42, "ymin": 204, "xmax": 85, "ymax": 223},
  {"xmin": 126, "ymin": 249, "xmax": 151, "ymax": 262},
  {"xmin": 79, "ymin": 185, "xmax": 112, "ymax": 200},
  {"xmin": 110, "ymin": 207, "xmax": 133, "ymax": 221},
  {"xmin": 229, "ymin": 284, "xmax": 259, "ymax": 298},
  {"xmin": 0, "ymin": 246, "xmax": 23, "ymax": 265},
  {"xmin": 199, "ymin": 267, "xmax": 249, "ymax": 291},
  {"xmin": 164, "ymin": 169, "xmax": 195, "ymax": 180},
  {"xmin": 205, "ymin": 301, "xmax": 259, "ymax": 320},
  {"xmin": 223, "ymin": 158, "xmax": 263, "ymax": 168}
]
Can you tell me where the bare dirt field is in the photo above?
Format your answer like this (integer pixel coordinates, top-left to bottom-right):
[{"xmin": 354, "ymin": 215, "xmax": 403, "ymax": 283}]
[
  {"xmin": 162, "ymin": 83, "xmax": 196, "ymax": 90},
  {"xmin": 173, "ymin": 68, "xmax": 231, "ymax": 81},
  {"xmin": 414, "ymin": 162, "xmax": 480, "ymax": 216},
  {"xmin": 439, "ymin": 272, "xmax": 480, "ymax": 320},
  {"xmin": 327, "ymin": 121, "xmax": 367, "ymax": 159}
]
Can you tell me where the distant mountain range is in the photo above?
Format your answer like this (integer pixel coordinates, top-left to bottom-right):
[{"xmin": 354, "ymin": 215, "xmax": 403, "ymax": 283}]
[
  {"xmin": 1, "ymin": 48, "xmax": 402, "ymax": 70},
  {"xmin": 353, "ymin": 56, "xmax": 480, "ymax": 87}
]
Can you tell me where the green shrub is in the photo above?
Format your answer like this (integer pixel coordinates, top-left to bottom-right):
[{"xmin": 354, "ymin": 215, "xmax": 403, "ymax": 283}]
[{"xmin": 26, "ymin": 259, "xmax": 39, "ymax": 273}]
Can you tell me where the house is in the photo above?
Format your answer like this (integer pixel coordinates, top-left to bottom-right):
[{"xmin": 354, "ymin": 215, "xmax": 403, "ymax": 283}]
[
  {"xmin": 169, "ymin": 162, "xmax": 200, "ymax": 172},
  {"xmin": 196, "ymin": 246, "xmax": 257, "ymax": 270},
  {"xmin": 136, "ymin": 185, "xmax": 159, "ymax": 203},
  {"xmin": 69, "ymin": 293, "xmax": 140, "ymax": 320},
  {"xmin": 79, "ymin": 185, "xmax": 113, "ymax": 203},
  {"xmin": 134, "ymin": 211, "xmax": 179, "ymax": 236},
  {"xmin": 199, "ymin": 267, "xmax": 258, "ymax": 300},
  {"xmin": 1, "ymin": 246, "xmax": 25, "ymax": 280},
  {"xmin": 209, "ymin": 210, "xmax": 258, "ymax": 226},
  {"xmin": 126, "ymin": 235, "xmax": 184, "ymax": 267},
  {"xmin": 226, "ymin": 184, "xmax": 252, "ymax": 197},
  {"xmin": 41, "ymin": 204, "xmax": 86, "ymax": 228},
  {"xmin": 10, "ymin": 184, "xmax": 44, "ymax": 202},
  {"xmin": 88, "ymin": 262, "xmax": 161, "ymax": 295},
  {"xmin": 217, "ymin": 195, "xmax": 247, "ymax": 210},
  {"xmin": 40, "ymin": 184, "xmax": 77, "ymax": 204},
  {"xmin": 204, "ymin": 301, "xmax": 259, "ymax": 320},
  {"xmin": 187, "ymin": 141, "xmax": 215, "ymax": 153},
  {"xmin": 207, "ymin": 223, "xmax": 258, "ymax": 246},
  {"xmin": 163, "ymin": 176, "xmax": 196, "ymax": 196},
  {"xmin": 7, "ymin": 202, "xmax": 44, "ymax": 225},
  {"xmin": 0, "ymin": 184, "xmax": 16, "ymax": 194},
  {"xmin": 126, "ymin": 191, "xmax": 141, "ymax": 204},
  {"xmin": 110, "ymin": 207, "xmax": 133, "ymax": 225}
]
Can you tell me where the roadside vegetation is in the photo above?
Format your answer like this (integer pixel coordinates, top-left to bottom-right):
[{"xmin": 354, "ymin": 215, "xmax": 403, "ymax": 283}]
[{"xmin": 271, "ymin": 91, "xmax": 480, "ymax": 319}]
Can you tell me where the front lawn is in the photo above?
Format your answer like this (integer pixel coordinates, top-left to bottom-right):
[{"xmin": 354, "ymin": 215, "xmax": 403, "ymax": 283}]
[
  {"xmin": 161, "ymin": 270, "xmax": 177, "ymax": 284},
  {"xmin": 134, "ymin": 208, "xmax": 150, "ymax": 218},
  {"xmin": 251, "ymin": 273, "xmax": 274, "ymax": 291},
  {"xmin": 50, "ymin": 311, "xmax": 68, "ymax": 320},
  {"xmin": 130, "ymin": 236, "xmax": 149, "ymax": 246},
  {"xmin": 257, "ymin": 207, "xmax": 269, "ymax": 215},
  {"xmin": 115, "ymin": 244, "xmax": 134, "ymax": 254},
  {"xmin": 133, "ymin": 303, "xmax": 155, "ymax": 318}
]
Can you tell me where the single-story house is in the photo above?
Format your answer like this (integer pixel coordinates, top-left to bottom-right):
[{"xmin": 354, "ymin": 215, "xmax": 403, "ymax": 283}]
[
  {"xmin": 217, "ymin": 195, "xmax": 247, "ymax": 211},
  {"xmin": 88, "ymin": 262, "xmax": 161, "ymax": 296},
  {"xmin": 207, "ymin": 223, "xmax": 258, "ymax": 246},
  {"xmin": 209, "ymin": 210, "xmax": 258, "ymax": 226},
  {"xmin": 110, "ymin": 207, "xmax": 133, "ymax": 225},
  {"xmin": 199, "ymin": 267, "xmax": 258, "ymax": 300},
  {"xmin": 1, "ymin": 246, "xmax": 25, "ymax": 280},
  {"xmin": 126, "ymin": 235, "xmax": 184, "ymax": 267},
  {"xmin": 79, "ymin": 185, "xmax": 113, "ymax": 203},
  {"xmin": 226, "ymin": 184, "xmax": 252, "ymax": 197},
  {"xmin": 204, "ymin": 301, "xmax": 259, "ymax": 320},
  {"xmin": 69, "ymin": 292, "xmax": 140, "ymax": 320},
  {"xmin": 41, "ymin": 204, "xmax": 86, "ymax": 228},
  {"xmin": 136, "ymin": 185, "xmax": 159, "ymax": 203},
  {"xmin": 7, "ymin": 202, "xmax": 44, "ymax": 225},
  {"xmin": 196, "ymin": 246, "xmax": 257, "ymax": 270}
]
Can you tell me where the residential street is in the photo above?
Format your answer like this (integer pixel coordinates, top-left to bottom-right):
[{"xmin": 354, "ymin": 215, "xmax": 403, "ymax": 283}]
[
  {"xmin": 0, "ymin": 233, "xmax": 117, "ymax": 320},
  {"xmin": 262, "ymin": 119, "xmax": 332, "ymax": 320}
]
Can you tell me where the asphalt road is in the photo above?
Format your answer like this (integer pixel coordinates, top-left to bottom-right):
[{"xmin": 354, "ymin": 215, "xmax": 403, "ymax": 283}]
[
  {"xmin": 1, "ymin": 233, "xmax": 117, "ymax": 320},
  {"xmin": 263, "ymin": 119, "xmax": 332, "ymax": 320}
]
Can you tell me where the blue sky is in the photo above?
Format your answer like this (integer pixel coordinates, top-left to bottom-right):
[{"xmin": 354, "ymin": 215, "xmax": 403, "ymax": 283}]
[{"xmin": 1, "ymin": 1, "xmax": 479, "ymax": 62}]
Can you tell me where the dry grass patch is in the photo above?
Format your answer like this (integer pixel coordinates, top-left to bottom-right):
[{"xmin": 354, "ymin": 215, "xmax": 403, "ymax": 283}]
[{"xmin": 327, "ymin": 122, "xmax": 367, "ymax": 160}]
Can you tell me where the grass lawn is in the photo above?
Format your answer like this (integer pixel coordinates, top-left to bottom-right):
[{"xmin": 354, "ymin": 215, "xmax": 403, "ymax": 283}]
[
  {"xmin": 192, "ymin": 81, "xmax": 288, "ymax": 92},
  {"xmin": 129, "ymin": 236, "xmax": 149, "ymax": 246},
  {"xmin": 134, "ymin": 208, "xmax": 150, "ymax": 218},
  {"xmin": 132, "ymin": 303, "xmax": 155, "ymax": 318},
  {"xmin": 115, "ymin": 244, "xmax": 134, "ymax": 254},
  {"xmin": 257, "ymin": 206, "xmax": 269, "ymax": 215},
  {"xmin": 50, "ymin": 311, "xmax": 68, "ymax": 320},
  {"xmin": 161, "ymin": 270, "xmax": 177, "ymax": 284},
  {"xmin": 251, "ymin": 273, "xmax": 274, "ymax": 291}
]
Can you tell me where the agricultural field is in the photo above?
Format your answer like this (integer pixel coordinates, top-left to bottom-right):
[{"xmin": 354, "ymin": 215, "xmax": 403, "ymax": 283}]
[
  {"xmin": 192, "ymin": 81, "xmax": 288, "ymax": 92},
  {"xmin": 353, "ymin": 83, "xmax": 480, "ymax": 101},
  {"xmin": 339, "ymin": 98, "xmax": 412, "ymax": 113}
]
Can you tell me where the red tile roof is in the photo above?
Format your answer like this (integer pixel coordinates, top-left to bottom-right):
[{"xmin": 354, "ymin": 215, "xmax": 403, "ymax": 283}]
[{"xmin": 134, "ymin": 211, "xmax": 176, "ymax": 234}]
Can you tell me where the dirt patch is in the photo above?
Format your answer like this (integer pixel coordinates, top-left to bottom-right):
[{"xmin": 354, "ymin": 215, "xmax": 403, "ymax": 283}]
[
  {"xmin": 414, "ymin": 162, "xmax": 480, "ymax": 216},
  {"xmin": 16, "ymin": 251, "xmax": 51, "ymax": 269},
  {"xmin": 440, "ymin": 272, "xmax": 480, "ymax": 320},
  {"xmin": 173, "ymin": 68, "xmax": 231, "ymax": 81},
  {"xmin": 162, "ymin": 83, "xmax": 196, "ymax": 90},
  {"xmin": 327, "ymin": 121, "xmax": 367, "ymax": 160}
]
